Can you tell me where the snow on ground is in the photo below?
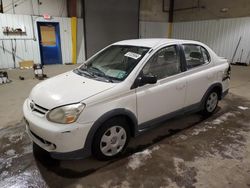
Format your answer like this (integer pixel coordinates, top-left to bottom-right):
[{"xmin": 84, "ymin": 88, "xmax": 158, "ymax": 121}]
[
  {"xmin": 1, "ymin": 171, "xmax": 8, "ymax": 178},
  {"xmin": 7, "ymin": 132, "xmax": 24, "ymax": 144},
  {"xmin": 173, "ymin": 157, "xmax": 185, "ymax": 175},
  {"xmin": 101, "ymin": 180, "xmax": 113, "ymax": 188},
  {"xmin": 238, "ymin": 106, "xmax": 249, "ymax": 110},
  {"xmin": 191, "ymin": 122, "xmax": 215, "ymax": 136},
  {"xmin": 191, "ymin": 127, "xmax": 212, "ymax": 136},
  {"xmin": 186, "ymin": 141, "xmax": 249, "ymax": 188},
  {"xmin": 163, "ymin": 178, "xmax": 180, "ymax": 188},
  {"xmin": 5, "ymin": 158, "xmax": 12, "ymax": 168},
  {"xmin": 0, "ymin": 153, "xmax": 17, "ymax": 169},
  {"xmin": 0, "ymin": 169, "xmax": 47, "ymax": 188},
  {"xmin": 22, "ymin": 144, "xmax": 32, "ymax": 155},
  {"xmin": 101, "ymin": 180, "xmax": 130, "ymax": 188},
  {"xmin": 185, "ymin": 120, "xmax": 250, "ymax": 188},
  {"xmin": 2, "ymin": 144, "xmax": 11, "ymax": 149},
  {"xmin": 210, "ymin": 112, "xmax": 236, "ymax": 125},
  {"xmin": 5, "ymin": 149, "xmax": 16, "ymax": 156},
  {"xmin": 127, "ymin": 146, "xmax": 160, "ymax": 170},
  {"xmin": 191, "ymin": 112, "xmax": 238, "ymax": 136},
  {"xmin": 178, "ymin": 135, "xmax": 188, "ymax": 140}
]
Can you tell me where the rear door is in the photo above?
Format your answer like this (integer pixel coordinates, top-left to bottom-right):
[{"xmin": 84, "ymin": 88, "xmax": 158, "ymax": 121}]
[
  {"xmin": 136, "ymin": 45, "xmax": 187, "ymax": 126},
  {"xmin": 181, "ymin": 44, "xmax": 215, "ymax": 107}
]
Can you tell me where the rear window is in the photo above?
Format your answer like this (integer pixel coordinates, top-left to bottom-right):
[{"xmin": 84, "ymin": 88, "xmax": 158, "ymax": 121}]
[{"xmin": 183, "ymin": 44, "xmax": 210, "ymax": 69}]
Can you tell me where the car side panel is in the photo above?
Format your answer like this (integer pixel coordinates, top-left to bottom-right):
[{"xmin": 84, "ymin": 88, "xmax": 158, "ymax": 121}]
[
  {"xmin": 184, "ymin": 64, "xmax": 216, "ymax": 107},
  {"xmin": 136, "ymin": 76, "xmax": 187, "ymax": 125},
  {"xmin": 78, "ymin": 87, "xmax": 137, "ymax": 125},
  {"xmin": 184, "ymin": 61, "xmax": 229, "ymax": 107}
]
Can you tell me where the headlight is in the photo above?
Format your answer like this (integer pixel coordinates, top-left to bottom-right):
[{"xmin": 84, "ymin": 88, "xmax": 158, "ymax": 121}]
[{"xmin": 47, "ymin": 103, "xmax": 85, "ymax": 124}]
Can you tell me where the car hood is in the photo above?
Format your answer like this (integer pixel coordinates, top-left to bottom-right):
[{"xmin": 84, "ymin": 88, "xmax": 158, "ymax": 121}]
[{"xmin": 29, "ymin": 71, "xmax": 116, "ymax": 109}]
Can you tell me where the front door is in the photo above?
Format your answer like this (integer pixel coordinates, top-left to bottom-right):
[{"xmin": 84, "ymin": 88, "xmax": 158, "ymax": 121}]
[
  {"xmin": 136, "ymin": 45, "xmax": 187, "ymax": 126},
  {"xmin": 37, "ymin": 22, "xmax": 62, "ymax": 65}
]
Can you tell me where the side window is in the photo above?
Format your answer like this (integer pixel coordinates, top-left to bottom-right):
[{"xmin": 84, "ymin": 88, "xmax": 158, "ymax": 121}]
[
  {"xmin": 142, "ymin": 45, "xmax": 181, "ymax": 80},
  {"xmin": 183, "ymin": 44, "xmax": 209, "ymax": 69},
  {"xmin": 201, "ymin": 47, "xmax": 210, "ymax": 63}
]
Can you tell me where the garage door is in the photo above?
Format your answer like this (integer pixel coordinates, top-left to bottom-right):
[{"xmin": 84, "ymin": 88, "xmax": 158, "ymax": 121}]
[{"xmin": 83, "ymin": 0, "xmax": 140, "ymax": 58}]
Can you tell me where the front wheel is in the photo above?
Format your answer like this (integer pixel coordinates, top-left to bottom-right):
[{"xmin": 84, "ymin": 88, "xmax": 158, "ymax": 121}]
[
  {"xmin": 202, "ymin": 91, "xmax": 219, "ymax": 116},
  {"xmin": 92, "ymin": 117, "xmax": 130, "ymax": 160}
]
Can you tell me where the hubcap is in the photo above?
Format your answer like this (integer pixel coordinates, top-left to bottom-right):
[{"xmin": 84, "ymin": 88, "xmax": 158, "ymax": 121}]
[
  {"xmin": 100, "ymin": 126, "xmax": 127, "ymax": 156},
  {"xmin": 206, "ymin": 92, "xmax": 218, "ymax": 112}
]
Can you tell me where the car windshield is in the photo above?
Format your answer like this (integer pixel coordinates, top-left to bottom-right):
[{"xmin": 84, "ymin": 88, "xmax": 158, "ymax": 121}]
[{"xmin": 75, "ymin": 45, "xmax": 150, "ymax": 82}]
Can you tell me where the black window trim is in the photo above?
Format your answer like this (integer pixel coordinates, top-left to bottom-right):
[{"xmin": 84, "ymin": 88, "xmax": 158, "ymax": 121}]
[{"xmin": 180, "ymin": 43, "xmax": 211, "ymax": 71}]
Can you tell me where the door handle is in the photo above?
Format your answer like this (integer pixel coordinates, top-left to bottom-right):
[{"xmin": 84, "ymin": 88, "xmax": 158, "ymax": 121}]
[{"xmin": 176, "ymin": 84, "xmax": 186, "ymax": 90}]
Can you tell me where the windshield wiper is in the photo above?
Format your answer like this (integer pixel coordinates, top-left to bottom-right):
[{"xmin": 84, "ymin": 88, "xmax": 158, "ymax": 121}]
[
  {"xmin": 89, "ymin": 66, "xmax": 105, "ymax": 76},
  {"xmin": 103, "ymin": 75, "xmax": 114, "ymax": 83},
  {"xmin": 75, "ymin": 68, "xmax": 96, "ymax": 78},
  {"xmin": 89, "ymin": 67, "xmax": 115, "ymax": 83},
  {"xmin": 75, "ymin": 67, "xmax": 116, "ymax": 83}
]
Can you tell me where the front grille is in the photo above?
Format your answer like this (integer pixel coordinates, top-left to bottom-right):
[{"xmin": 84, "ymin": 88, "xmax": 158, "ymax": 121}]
[{"xmin": 31, "ymin": 102, "xmax": 49, "ymax": 115}]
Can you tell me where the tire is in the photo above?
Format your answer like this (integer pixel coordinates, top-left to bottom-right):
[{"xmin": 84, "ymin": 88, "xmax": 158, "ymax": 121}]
[
  {"xmin": 202, "ymin": 90, "xmax": 219, "ymax": 116},
  {"xmin": 92, "ymin": 117, "xmax": 130, "ymax": 160}
]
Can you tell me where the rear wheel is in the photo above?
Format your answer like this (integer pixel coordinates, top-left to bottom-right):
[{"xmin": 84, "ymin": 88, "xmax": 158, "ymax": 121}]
[
  {"xmin": 202, "ymin": 91, "xmax": 219, "ymax": 116},
  {"xmin": 92, "ymin": 117, "xmax": 130, "ymax": 160}
]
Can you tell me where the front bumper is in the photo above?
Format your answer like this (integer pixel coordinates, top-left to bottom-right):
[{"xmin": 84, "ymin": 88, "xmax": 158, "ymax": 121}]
[{"xmin": 23, "ymin": 99, "xmax": 93, "ymax": 157}]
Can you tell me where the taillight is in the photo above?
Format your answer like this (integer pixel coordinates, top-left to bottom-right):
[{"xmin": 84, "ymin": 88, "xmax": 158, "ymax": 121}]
[{"xmin": 223, "ymin": 66, "xmax": 231, "ymax": 81}]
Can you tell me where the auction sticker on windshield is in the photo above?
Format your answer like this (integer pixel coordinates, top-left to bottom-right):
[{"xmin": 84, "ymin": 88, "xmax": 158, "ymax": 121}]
[{"xmin": 124, "ymin": 52, "xmax": 141, "ymax": 60}]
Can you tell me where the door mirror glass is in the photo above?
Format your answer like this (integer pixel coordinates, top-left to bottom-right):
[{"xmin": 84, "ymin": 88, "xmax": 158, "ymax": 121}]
[{"xmin": 139, "ymin": 74, "xmax": 157, "ymax": 86}]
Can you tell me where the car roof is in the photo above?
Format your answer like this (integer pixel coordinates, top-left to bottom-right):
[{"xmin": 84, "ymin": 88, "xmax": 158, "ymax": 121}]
[{"xmin": 113, "ymin": 38, "xmax": 199, "ymax": 48}]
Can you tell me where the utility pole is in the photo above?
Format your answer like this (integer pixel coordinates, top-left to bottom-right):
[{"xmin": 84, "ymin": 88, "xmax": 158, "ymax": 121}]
[{"xmin": 168, "ymin": 0, "xmax": 174, "ymax": 38}]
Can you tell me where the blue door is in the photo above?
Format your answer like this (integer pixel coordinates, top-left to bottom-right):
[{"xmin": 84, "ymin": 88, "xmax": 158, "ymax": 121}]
[{"xmin": 37, "ymin": 22, "xmax": 62, "ymax": 65}]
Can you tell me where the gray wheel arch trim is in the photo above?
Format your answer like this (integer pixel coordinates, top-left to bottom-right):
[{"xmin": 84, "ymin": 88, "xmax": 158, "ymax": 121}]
[{"xmin": 83, "ymin": 108, "xmax": 138, "ymax": 156}]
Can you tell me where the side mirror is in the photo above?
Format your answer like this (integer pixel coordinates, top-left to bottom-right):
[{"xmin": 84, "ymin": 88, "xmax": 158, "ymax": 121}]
[{"xmin": 139, "ymin": 74, "xmax": 157, "ymax": 86}]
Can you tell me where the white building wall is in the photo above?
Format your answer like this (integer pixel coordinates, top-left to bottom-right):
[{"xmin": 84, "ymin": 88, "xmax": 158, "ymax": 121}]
[
  {"xmin": 0, "ymin": 13, "xmax": 85, "ymax": 69},
  {"xmin": 2, "ymin": 0, "xmax": 68, "ymax": 17},
  {"xmin": 140, "ymin": 17, "xmax": 250, "ymax": 63}
]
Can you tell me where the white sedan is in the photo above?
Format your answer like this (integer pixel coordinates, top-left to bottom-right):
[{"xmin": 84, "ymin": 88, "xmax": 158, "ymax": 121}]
[{"xmin": 23, "ymin": 39, "xmax": 230, "ymax": 160}]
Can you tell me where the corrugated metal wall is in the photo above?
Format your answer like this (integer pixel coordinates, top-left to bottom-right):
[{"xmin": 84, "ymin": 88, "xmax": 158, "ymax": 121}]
[
  {"xmin": 0, "ymin": 14, "xmax": 85, "ymax": 69},
  {"xmin": 173, "ymin": 17, "xmax": 250, "ymax": 63},
  {"xmin": 0, "ymin": 14, "xmax": 36, "ymax": 69},
  {"xmin": 140, "ymin": 17, "xmax": 250, "ymax": 63},
  {"xmin": 140, "ymin": 21, "xmax": 169, "ymax": 38}
]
